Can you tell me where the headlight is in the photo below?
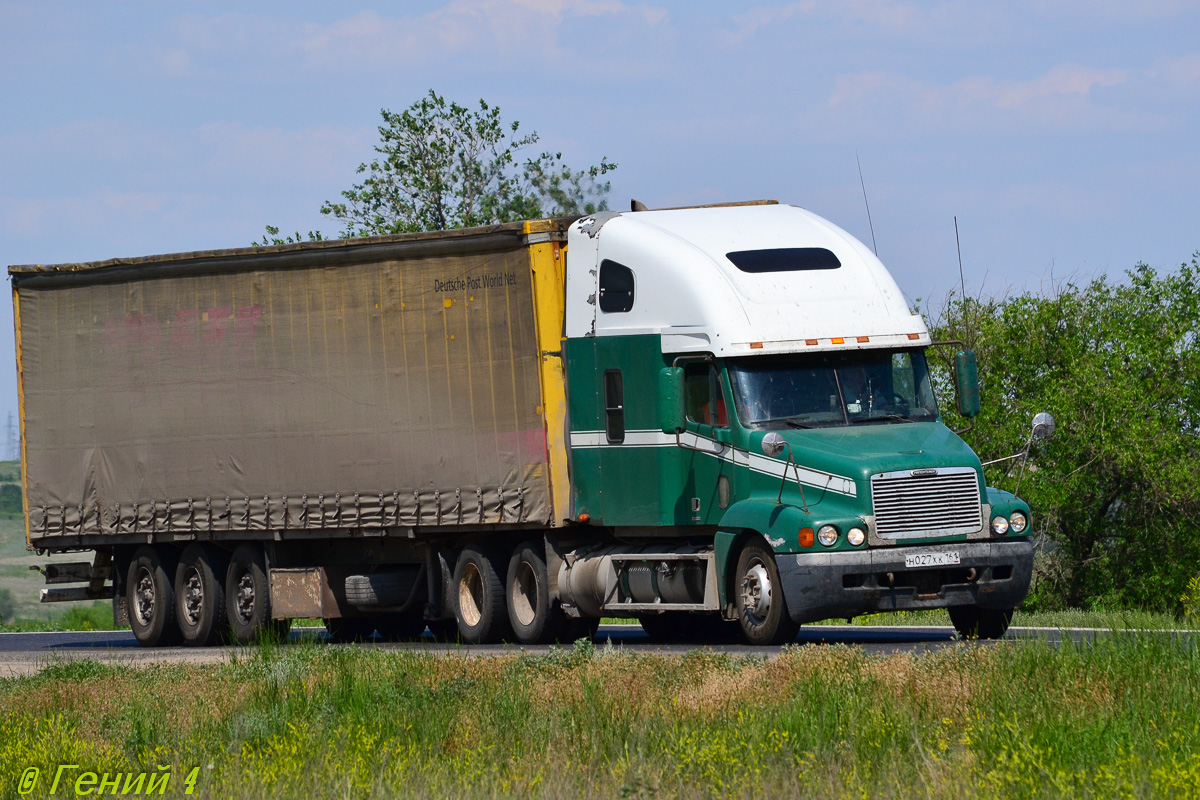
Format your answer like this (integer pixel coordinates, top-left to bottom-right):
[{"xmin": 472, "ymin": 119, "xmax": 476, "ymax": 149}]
[
  {"xmin": 847, "ymin": 527, "xmax": 866, "ymax": 546},
  {"xmin": 991, "ymin": 516, "xmax": 1010, "ymax": 535},
  {"xmin": 817, "ymin": 525, "xmax": 839, "ymax": 546},
  {"xmin": 1009, "ymin": 511, "xmax": 1028, "ymax": 533}
]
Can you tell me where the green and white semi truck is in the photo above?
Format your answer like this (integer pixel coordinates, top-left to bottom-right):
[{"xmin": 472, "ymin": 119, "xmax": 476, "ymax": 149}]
[{"xmin": 10, "ymin": 200, "xmax": 1034, "ymax": 646}]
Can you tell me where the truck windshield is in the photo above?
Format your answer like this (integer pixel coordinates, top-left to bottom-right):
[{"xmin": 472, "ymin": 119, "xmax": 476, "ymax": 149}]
[{"xmin": 727, "ymin": 349, "xmax": 939, "ymax": 429}]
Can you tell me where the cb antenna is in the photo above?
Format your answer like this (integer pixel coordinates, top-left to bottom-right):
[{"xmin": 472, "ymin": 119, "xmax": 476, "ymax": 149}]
[
  {"xmin": 856, "ymin": 152, "xmax": 878, "ymax": 257},
  {"xmin": 954, "ymin": 216, "xmax": 966, "ymax": 300}
]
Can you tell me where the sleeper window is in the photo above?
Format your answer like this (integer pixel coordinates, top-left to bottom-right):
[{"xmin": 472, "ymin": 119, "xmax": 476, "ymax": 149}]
[{"xmin": 598, "ymin": 260, "xmax": 635, "ymax": 313}]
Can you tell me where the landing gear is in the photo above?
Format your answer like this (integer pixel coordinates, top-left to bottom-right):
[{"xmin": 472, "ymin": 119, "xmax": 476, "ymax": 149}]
[
  {"xmin": 735, "ymin": 540, "xmax": 800, "ymax": 646},
  {"xmin": 950, "ymin": 606, "xmax": 1013, "ymax": 640}
]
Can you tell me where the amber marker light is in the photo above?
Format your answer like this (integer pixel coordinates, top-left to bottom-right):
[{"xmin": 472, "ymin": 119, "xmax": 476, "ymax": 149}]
[
  {"xmin": 799, "ymin": 527, "xmax": 815, "ymax": 547},
  {"xmin": 805, "ymin": 339, "xmax": 818, "ymax": 345},
  {"xmin": 830, "ymin": 337, "xmax": 845, "ymax": 344},
  {"xmin": 578, "ymin": 513, "xmax": 591, "ymax": 523},
  {"xmin": 749, "ymin": 342, "xmax": 763, "ymax": 349},
  {"xmin": 856, "ymin": 336, "xmax": 870, "ymax": 343},
  {"xmin": 907, "ymin": 333, "xmax": 920, "ymax": 340}
]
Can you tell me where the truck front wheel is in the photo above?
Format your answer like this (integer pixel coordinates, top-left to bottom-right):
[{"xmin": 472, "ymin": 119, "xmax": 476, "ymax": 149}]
[
  {"xmin": 950, "ymin": 606, "xmax": 1013, "ymax": 640},
  {"xmin": 735, "ymin": 540, "xmax": 801, "ymax": 646},
  {"xmin": 453, "ymin": 545, "xmax": 511, "ymax": 644},
  {"xmin": 128, "ymin": 545, "xmax": 182, "ymax": 647}
]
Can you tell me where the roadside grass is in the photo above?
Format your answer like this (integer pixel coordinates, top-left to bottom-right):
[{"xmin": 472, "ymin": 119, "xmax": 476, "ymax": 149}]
[
  {"xmin": 1, "ymin": 635, "xmax": 1198, "ymax": 799},
  {"xmin": 842, "ymin": 608, "xmax": 1189, "ymax": 630}
]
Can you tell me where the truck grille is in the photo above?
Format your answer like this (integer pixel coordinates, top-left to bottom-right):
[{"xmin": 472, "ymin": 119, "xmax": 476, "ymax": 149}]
[{"xmin": 871, "ymin": 468, "xmax": 982, "ymax": 538}]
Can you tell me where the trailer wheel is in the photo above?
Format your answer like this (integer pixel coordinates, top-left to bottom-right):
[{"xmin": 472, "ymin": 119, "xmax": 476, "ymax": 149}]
[
  {"xmin": 506, "ymin": 541, "xmax": 564, "ymax": 644},
  {"xmin": 225, "ymin": 544, "xmax": 286, "ymax": 644},
  {"xmin": 127, "ymin": 546, "xmax": 182, "ymax": 647},
  {"xmin": 735, "ymin": 539, "xmax": 801, "ymax": 646},
  {"xmin": 949, "ymin": 606, "xmax": 1013, "ymax": 640},
  {"xmin": 452, "ymin": 545, "xmax": 511, "ymax": 644},
  {"xmin": 324, "ymin": 617, "xmax": 376, "ymax": 643},
  {"xmin": 174, "ymin": 544, "xmax": 229, "ymax": 647}
]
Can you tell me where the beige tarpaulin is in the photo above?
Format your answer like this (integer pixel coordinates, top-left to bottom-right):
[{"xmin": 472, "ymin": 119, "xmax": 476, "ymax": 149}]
[{"xmin": 15, "ymin": 235, "xmax": 551, "ymax": 542}]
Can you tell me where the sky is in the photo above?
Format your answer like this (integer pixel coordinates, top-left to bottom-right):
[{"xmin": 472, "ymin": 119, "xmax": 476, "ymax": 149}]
[{"xmin": 1, "ymin": 0, "xmax": 1198, "ymax": 440}]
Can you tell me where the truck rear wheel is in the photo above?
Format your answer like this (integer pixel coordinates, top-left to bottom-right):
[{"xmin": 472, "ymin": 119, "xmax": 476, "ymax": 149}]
[
  {"xmin": 453, "ymin": 544, "xmax": 511, "ymax": 644},
  {"xmin": 950, "ymin": 606, "xmax": 1013, "ymax": 640},
  {"xmin": 506, "ymin": 541, "xmax": 564, "ymax": 644},
  {"xmin": 128, "ymin": 545, "xmax": 182, "ymax": 647},
  {"xmin": 226, "ymin": 544, "xmax": 287, "ymax": 644},
  {"xmin": 735, "ymin": 540, "xmax": 801, "ymax": 646},
  {"xmin": 174, "ymin": 544, "xmax": 229, "ymax": 647}
]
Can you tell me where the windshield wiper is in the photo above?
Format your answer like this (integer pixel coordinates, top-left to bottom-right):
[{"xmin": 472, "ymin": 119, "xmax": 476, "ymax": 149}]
[
  {"xmin": 851, "ymin": 414, "xmax": 913, "ymax": 425},
  {"xmin": 783, "ymin": 418, "xmax": 817, "ymax": 429}
]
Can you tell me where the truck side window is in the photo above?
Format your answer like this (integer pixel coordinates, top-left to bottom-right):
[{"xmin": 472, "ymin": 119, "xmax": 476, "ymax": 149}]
[
  {"xmin": 604, "ymin": 369, "xmax": 625, "ymax": 443},
  {"xmin": 599, "ymin": 260, "xmax": 635, "ymax": 313},
  {"xmin": 684, "ymin": 364, "xmax": 728, "ymax": 427}
]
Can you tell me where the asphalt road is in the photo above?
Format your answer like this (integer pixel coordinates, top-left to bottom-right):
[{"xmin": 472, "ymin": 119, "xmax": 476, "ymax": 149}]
[{"xmin": 0, "ymin": 624, "xmax": 1151, "ymax": 676}]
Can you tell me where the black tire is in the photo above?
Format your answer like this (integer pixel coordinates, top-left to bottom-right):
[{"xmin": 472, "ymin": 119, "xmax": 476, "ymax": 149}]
[
  {"xmin": 506, "ymin": 541, "xmax": 564, "ymax": 644},
  {"xmin": 560, "ymin": 615, "xmax": 600, "ymax": 644},
  {"xmin": 950, "ymin": 606, "xmax": 1013, "ymax": 640},
  {"xmin": 127, "ymin": 545, "xmax": 182, "ymax": 647},
  {"xmin": 376, "ymin": 608, "xmax": 428, "ymax": 641},
  {"xmin": 452, "ymin": 544, "xmax": 511, "ymax": 644},
  {"xmin": 324, "ymin": 617, "xmax": 377, "ymax": 643},
  {"xmin": 735, "ymin": 539, "xmax": 801, "ymax": 646},
  {"xmin": 225, "ymin": 544, "xmax": 287, "ymax": 644},
  {"xmin": 174, "ymin": 544, "xmax": 229, "ymax": 647}
]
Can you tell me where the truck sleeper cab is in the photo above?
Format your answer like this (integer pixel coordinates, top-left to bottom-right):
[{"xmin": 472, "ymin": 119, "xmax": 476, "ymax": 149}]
[{"xmin": 10, "ymin": 201, "xmax": 1034, "ymax": 647}]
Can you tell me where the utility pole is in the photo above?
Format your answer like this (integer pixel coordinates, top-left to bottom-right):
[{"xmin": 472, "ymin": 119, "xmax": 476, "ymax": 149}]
[{"xmin": 5, "ymin": 413, "xmax": 16, "ymax": 462}]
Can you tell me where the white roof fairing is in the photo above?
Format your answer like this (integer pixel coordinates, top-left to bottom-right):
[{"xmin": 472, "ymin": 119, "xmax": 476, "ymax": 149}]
[{"xmin": 564, "ymin": 204, "xmax": 930, "ymax": 355}]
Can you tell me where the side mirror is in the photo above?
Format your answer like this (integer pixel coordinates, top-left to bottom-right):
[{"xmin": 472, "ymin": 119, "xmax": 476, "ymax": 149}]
[
  {"xmin": 954, "ymin": 350, "xmax": 980, "ymax": 418},
  {"xmin": 658, "ymin": 367, "xmax": 685, "ymax": 434},
  {"xmin": 761, "ymin": 432, "xmax": 786, "ymax": 457},
  {"xmin": 1031, "ymin": 412, "xmax": 1055, "ymax": 440}
]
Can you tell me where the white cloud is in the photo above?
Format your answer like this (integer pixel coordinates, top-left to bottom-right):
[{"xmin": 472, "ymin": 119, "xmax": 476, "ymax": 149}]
[{"xmin": 827, "ymin": 63, "xmax": 1138, "ymax": 134}]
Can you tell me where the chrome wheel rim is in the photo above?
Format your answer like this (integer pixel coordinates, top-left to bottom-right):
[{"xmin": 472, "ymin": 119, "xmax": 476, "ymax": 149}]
[
  {"xmin": 133, "ymin": 566, "xmax": 156, "ymax": 627},
  {"xmin": 234, "ymin": 572, "xmax": 255, "ymax": 624},
  {"xmin": 181, "ymin": 566, "xmax": 204, "ymax": 627},
  {"xmin": 458, "ymin": 563, "xmax": 484, "ymax": 628},
  {"xmin": 740, "ymin": 560, "xmax": 773, "ymax": 625},
  {"xmin": 511, "ymin": 561, "xmax": 537, "ymax": 628}
]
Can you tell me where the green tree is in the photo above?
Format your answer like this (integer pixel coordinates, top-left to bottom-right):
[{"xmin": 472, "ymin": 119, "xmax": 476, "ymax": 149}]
[
  {"xmin": 257, "ymin": 90, "xmax": 615, "ymax": 245},
  {"xmin": 928, "ymin": 257, "xmax": 1200, "ymax": 611}
]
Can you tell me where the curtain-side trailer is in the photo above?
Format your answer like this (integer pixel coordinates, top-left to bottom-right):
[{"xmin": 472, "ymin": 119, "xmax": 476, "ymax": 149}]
[{"xmin": 10, "ymin": 201, "xmax": 1035, "ymax": 646}]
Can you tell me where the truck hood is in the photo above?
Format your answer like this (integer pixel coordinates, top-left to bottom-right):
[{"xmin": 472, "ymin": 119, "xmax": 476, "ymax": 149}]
[{"xmin": 752, "ymin": 421, "xmax": 983, "ymax": 489}]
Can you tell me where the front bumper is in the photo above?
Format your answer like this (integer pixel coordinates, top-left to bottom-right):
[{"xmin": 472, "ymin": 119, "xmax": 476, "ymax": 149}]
[{"xmin": 775, "ymin": 540, "xmax": 1033, "ymax": 624}]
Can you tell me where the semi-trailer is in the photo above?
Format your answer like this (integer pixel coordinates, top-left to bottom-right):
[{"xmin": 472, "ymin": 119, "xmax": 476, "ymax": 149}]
[{"xmin": 9, "ymin": 200, "xmax": 1035, "ymax": 646}]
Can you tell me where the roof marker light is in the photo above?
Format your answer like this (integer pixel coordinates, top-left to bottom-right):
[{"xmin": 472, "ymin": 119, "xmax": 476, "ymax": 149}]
[
  {"xmin": 831, "ymin": 337, "xmax": 844, "ymax": 344},
  {"xmin": 856, "ymin": 336, "xmax": 870, "ymax": 343},
  {"xmin": 908, "ymin": 333, "xmax": 920, "ymax": 340},
  {"xmin": 749, "ymin": 342, "xmax": 763, "ymax": 349},
  {"xmin": 805, "ymin": 339, "xmax": 818, "ymax": 346}
]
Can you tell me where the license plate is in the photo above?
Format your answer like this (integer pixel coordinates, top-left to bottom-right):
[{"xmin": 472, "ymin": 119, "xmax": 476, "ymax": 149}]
[{"xmin": 904, "ymin": 551, "xmax": 960, "ymax": 568}]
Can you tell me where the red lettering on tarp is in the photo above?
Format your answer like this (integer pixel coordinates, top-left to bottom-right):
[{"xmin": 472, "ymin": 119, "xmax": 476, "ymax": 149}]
[
  {"xmin": 171, "ymin": 309, "xmax": 200, "ymax": 359},
  {"xmin": 201, "ymin": 307, "xmax": 231, "ymax": 345},
  {"xmin": 102, "ymin": 314, "xmax": 161, "ymax": 356}
]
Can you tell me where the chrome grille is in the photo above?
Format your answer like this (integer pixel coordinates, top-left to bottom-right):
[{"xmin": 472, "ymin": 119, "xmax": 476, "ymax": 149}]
[{"xmin": 871, "ymin": 468, "xmax": 982, "ymax": 538}]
